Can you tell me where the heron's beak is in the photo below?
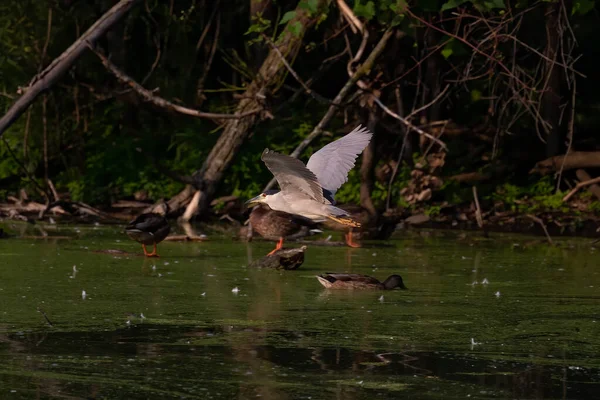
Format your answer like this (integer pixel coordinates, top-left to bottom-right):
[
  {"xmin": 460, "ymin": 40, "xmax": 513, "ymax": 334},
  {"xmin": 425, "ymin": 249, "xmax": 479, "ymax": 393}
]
[{"xmin": 245, "ymin": 195, "xmax": 262, "ymax": 207}]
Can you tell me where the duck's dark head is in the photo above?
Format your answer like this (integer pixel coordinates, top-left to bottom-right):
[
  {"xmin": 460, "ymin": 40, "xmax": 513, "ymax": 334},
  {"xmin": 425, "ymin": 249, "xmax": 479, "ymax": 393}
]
[{"xmin": 383, "ymin": 274, "xmax": 407, "ymax": 290}]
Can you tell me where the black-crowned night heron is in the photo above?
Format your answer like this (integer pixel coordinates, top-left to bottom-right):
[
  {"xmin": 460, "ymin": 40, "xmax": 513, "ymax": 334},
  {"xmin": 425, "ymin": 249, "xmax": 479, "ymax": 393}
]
[
  {"xmin": 125, "ymin": 203, "xmax": 171, "ymax": 257},
  {"xmin": 315, "ymin": 273, "xmax": 408, "ymax": 290},
  {"xmin": 245, "ymin": 125, "xmax": 372, "ymax": 251}
]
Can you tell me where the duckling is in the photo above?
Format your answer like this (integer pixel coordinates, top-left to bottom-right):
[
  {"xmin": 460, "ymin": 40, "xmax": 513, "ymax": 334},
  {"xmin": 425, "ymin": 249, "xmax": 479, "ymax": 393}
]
[
  {"xmin": 248, "ymin": 204, "xmax": 320, "ymax": 255},
  {"xmin": 125, "ymin": 202, "xmax": 170, "ymax": 257},
  {"xmin": 316, "ymin": 273, "xmax": 407, "ymax": 290}
]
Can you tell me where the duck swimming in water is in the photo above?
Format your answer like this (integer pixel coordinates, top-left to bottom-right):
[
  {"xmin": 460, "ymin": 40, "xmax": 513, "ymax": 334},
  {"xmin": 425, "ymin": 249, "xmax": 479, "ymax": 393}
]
[
  {"xmin": 316, "ymin": 273, "xmax": 407, "ymax": 290},
  {"xmin": 125, "ymin": 203, "xmax": 171, "ymax": 257}
]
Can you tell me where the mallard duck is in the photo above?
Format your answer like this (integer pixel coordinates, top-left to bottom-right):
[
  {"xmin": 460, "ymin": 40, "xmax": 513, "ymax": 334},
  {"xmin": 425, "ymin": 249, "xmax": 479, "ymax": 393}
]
[
  {"xmin": 125, "ymin": 203, "xmax": 171, "ymax": 257},
  {"xmin": 248, "ymin": 203, "xmax": 320, "ymax": 255},
  {"xmin": 316, "ymin": 273, "xmax": 407, "ymax": 290}
]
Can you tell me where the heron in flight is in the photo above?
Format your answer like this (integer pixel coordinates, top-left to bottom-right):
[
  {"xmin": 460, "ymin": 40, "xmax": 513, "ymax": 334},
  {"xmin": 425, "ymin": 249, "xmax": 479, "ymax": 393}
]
[{"xmin": 245, "ymin": 125, "xmax": 372, "ymax": 254}]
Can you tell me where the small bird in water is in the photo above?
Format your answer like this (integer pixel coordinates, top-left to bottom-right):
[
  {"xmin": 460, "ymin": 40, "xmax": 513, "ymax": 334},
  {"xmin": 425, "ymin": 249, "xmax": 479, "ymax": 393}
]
[
  {"xmin": 316, "ymin": 273, "xmax": 408, "ymax": 290},
  {"xmin": 245, "ymin": 125, "xmax": 372, "ymax": 251},
  {"xmin": 125, "ymin": 203, "xmax": 171, "ymax": 257},
  {"xmin": 248, "ymin": 204, "xmax": 320, "ymax": 255}
]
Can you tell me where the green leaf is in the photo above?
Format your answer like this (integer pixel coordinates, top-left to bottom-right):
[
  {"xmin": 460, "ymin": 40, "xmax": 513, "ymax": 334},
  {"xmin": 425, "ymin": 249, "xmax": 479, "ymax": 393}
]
[
  {"xmin": 299, "ymin": 0, "xmax": 319, "ymax": 13},
  {"xmin": 288, "ymin": 21, "xmax": 303, "ymax": 37},
  {"xmin": 471, "ymin": 89, "xmax": 482, "ymax": 102},
  {"xmin": 279, "ymin": 10, "xmax": 296, "ymax": 25},
  {"xmin": 483, "ymin": 0, "xmax": 506, "ymax": 9},
  {"xmin": 441, "ymin": 48, "xmax": 453, "ymax": 59},
  {"xmin": 441, "ymin": 0, "xmax": 469, "ymax": 11},
  {"xmin": 354, "ymin": 1, "xmax": 376, "ymax": 20},
  {"xmin": 572, "ymin": 0, "xmax": 595, "ymax": 15}
]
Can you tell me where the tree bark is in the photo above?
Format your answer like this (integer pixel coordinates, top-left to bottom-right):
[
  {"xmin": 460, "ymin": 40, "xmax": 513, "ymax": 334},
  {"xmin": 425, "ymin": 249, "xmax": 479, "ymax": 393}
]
[
  {"xmin": 0, "ymin": 0, "xmax": 141, "ymax": 137},
  {"xmin": 531, "ymin": 152, "xmax": 600, "ymax": 175},
  {"xmin": 180, "ymin": 0, "xmax": 331, "ymax": 221},
  {"xmin": 541, "ymin": 1, "xmax": 563, "ymax": 157},
  {"xmin": 360, "ymin": 109, "xmax": 378, "ymax": 218},
  {"xmin": 575, "ymin": 169, "xmax": 600, "ymax": 201}
]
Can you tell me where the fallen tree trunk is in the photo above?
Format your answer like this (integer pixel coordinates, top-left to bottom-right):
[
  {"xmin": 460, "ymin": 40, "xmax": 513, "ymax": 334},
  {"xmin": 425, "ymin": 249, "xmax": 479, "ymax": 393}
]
[
  {"xmin": 0, "ymin": 0, "xmax": 141, "ymax": 137},
  {"xmin": 531, "ymin": 152, "xmax": 600, "ymax": 175},
  {"xmin": 576, "ymin": 169, "xmax": 600, "ymax": 201},
  {"xmin": 178, "ymin": 0, "xmax": 331, "ymax": 221}
]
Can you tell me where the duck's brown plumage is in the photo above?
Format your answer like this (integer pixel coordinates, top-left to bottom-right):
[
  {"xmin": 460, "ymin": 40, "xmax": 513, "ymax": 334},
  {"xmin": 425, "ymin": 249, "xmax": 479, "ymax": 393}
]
[
  {"xmin": 316, "ymin": 273, "xmax": 407, "ymax": 290},
  {"xmin": 249, "ymin": 205, "xmax": 316, "ymax": 240},
  {"xmin": 248, "ymin": 205, "xmax": 319, "ymax": 255}
]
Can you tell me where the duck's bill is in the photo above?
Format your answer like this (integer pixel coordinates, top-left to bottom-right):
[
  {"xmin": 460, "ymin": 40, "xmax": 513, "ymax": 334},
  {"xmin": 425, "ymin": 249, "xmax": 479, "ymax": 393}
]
[{"xmin": 244, "ymin": 195, "xmax": 262, "ymax": 207}]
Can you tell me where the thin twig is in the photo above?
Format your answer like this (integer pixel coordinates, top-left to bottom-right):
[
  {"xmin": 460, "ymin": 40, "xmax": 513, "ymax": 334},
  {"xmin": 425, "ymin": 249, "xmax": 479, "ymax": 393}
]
[
  {"xmin": 562, "ymin": 176, "xmax": 600, "ymax": 203},
  {"xmin": 370, "ymin": 96, "xmax": 447, "ymax": 150},
  {"xmin": 89, "ymin": 44, "xmax": 262, "ymax": 120},
  {"xmin": 261, "ymin": 33, "xmax": 332, "ymax": 105},
  {"xmin": 1, "ymin": 137, "xmax": 49, "ymax": 200},
  {"xmin": 405, "ymin": 85, "xmax": 450, "ymax": 122},
  {"xmin": 526, "ymin": 214, "xmax": 553, "ymax": 245},
  {"xmin": 261, "ymin": 33, "xmax": 313, "ymax": 96},
  {"xmin": 37, "ymin": 307, "xmax": 54, "ymax": 327},
  {"xmin": 196, "ymin": 11, "xmax": 220, "ymax": 106},
  {"xmin": 556, "ymin": 79, "xmax": 576, "ymax": 191},
  {"xmin": 386, "ymin": 86, "xmax": 407, "ymax": 210},
  {"xmin": 335, "ymin": 0, "xmax": 362, "ymax": 33},
  {"xmin": 38, "ymin": 7, "xmax": 53, "ymax": 75},
  {"xmin": 472, "ymin": 186, "xmax": 483, "ymax": 229}
]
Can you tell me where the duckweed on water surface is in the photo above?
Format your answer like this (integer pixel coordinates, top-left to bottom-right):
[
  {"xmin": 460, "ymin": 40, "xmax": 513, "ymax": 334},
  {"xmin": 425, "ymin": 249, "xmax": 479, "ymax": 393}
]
[{"xmin": 0, "ymin": 224, "xmax": 599, "ymax": 399}]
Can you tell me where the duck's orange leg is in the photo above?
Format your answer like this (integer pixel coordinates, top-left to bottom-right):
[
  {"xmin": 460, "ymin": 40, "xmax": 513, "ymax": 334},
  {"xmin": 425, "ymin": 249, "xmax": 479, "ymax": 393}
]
[
  {"xmin": 345, "ymin": 230, "xmax": 361, "ymax": 248},
  {"xmin": 142, "ymin": 244, "xmax": 150, "ymax": 256},
  {"xmin": 267, "ymin": 237, "xmax": 284, "ymax": 256},
  {"xmin": 146, "ymin": 243, "xmax": 160, "ymax": 258}
]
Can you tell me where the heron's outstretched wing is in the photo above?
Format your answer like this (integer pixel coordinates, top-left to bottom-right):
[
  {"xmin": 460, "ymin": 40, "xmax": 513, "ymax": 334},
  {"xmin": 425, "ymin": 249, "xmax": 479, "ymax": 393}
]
[
  {"xmin": 306, "ymin": 125, "xmax": 372, "ymax": 196},
  {"xmin": 261, "ymin": 149, "xmax": 326, "ymax": 203}
]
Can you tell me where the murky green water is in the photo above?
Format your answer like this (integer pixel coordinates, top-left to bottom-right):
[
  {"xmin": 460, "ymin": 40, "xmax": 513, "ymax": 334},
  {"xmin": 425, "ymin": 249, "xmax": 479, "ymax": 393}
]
[{"xmin": 1, "ymin": 223, "xmax": 599, "ymax": 399}]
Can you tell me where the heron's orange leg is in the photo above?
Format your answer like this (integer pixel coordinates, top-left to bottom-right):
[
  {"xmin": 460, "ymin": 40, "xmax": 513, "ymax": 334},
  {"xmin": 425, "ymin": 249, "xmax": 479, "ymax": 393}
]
[
  {"xmin": 267, "ymin": 237, "xmax": 284, "ymax": 255},
  {"xmin": 345, "ymin": 231, "xmax": 361, "ymax": 248}
]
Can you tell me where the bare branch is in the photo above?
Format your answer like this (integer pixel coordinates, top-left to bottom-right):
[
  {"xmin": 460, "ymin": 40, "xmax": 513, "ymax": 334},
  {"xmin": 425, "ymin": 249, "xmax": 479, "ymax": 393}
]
[
  {"xmin": 89, "ymin": 45, "xmax": 262, "ymax": 120},
  {"xmin": 370, "ymin": 96, "xmax": 448, "ymax": 150},
  {"xmin": 0, "ymin": 0, "xmax": 142, "ymax": 138}
]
